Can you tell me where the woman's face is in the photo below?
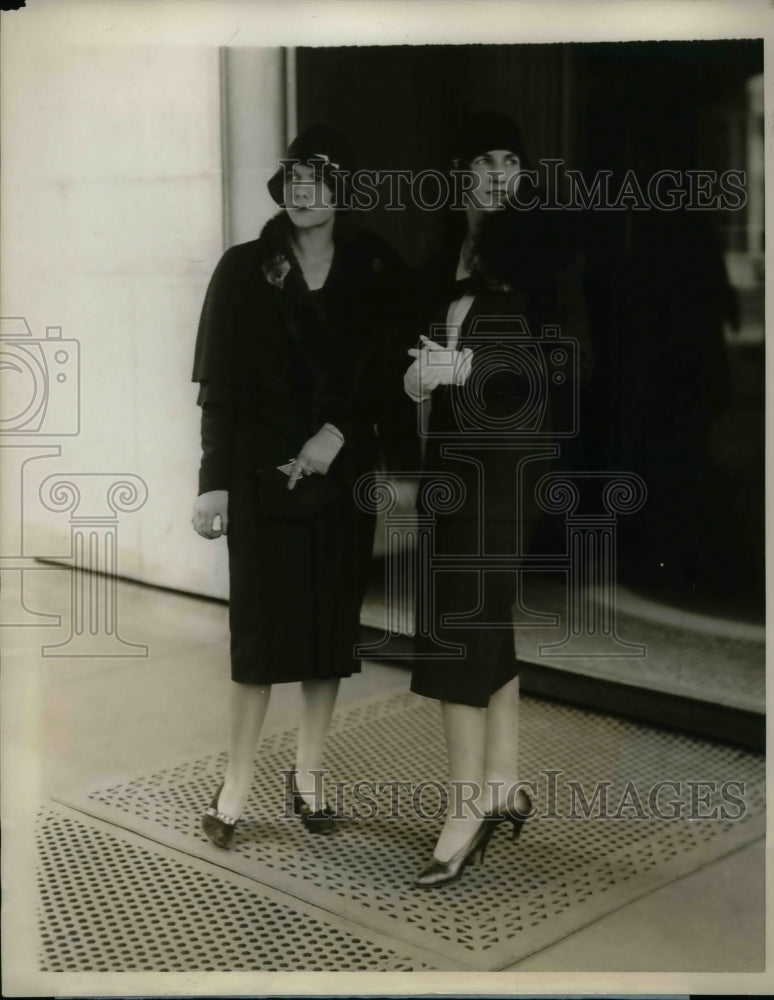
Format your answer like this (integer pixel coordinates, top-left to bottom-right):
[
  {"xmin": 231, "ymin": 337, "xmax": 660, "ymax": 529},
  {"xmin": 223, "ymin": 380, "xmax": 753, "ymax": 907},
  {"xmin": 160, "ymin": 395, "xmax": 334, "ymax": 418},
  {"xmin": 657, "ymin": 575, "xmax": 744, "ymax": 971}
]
[
  {"xmin": 284, "ymin": 162, "xmax": 335, "ymax": 230},
  {"xmin": 465, "ymin": 148, "xmax": 522, "ymax": 212}
]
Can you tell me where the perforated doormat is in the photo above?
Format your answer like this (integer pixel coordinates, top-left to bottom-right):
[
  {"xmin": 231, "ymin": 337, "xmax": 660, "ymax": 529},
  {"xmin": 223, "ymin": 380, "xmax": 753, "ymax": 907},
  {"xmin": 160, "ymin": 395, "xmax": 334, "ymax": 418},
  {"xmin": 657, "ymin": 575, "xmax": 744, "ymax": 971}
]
[
  {"xmin": 37, "ymin": 804, "xmax": 442, "ymax": 971},
  {"xmin": 52, "ymin": 691, "xmax": 765, "ymax": 971}
]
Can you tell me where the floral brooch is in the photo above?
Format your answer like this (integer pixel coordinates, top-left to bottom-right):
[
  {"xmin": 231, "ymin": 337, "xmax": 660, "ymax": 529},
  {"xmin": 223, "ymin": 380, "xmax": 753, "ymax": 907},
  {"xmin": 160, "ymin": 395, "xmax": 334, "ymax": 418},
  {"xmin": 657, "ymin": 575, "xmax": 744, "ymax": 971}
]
[{"xmin": 262, "ymin": 253, "xmax": 291, "ymax": 289}]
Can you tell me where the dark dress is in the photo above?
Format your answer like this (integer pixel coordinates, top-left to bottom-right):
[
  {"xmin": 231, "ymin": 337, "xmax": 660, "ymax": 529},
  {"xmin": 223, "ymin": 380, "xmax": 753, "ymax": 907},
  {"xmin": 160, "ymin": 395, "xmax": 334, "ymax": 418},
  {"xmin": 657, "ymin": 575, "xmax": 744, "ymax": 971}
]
[
  {"xmin": 409, "ymin": 212, "xmax": 591, "ymax": 707},
  {"xmin": 192, "ymin": 214, "xmax": 411, "ymax": 685}
]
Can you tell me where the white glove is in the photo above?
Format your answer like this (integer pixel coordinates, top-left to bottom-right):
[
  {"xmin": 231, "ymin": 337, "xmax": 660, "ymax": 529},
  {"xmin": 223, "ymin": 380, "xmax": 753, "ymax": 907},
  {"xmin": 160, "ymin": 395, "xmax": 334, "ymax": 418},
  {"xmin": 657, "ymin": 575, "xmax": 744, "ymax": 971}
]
[
  {"xmin": 404, "ymin": 335, "xmax": 473, "ymax": 402},
  {"xmin": 192, "ymin": 489, "xmax": 229, "ymax": 539},
  {"xmin": 288, "ymin": 423, "xmax": 344, "ymax": 488}
]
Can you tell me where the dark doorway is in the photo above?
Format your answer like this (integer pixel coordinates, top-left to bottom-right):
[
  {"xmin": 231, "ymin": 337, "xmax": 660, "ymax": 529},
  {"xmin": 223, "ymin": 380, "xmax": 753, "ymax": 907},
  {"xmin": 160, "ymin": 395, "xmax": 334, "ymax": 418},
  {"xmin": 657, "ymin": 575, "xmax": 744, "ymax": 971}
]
[{"xmin": 297, "ymin": 40, "xmax": 764, "ymax": 620}]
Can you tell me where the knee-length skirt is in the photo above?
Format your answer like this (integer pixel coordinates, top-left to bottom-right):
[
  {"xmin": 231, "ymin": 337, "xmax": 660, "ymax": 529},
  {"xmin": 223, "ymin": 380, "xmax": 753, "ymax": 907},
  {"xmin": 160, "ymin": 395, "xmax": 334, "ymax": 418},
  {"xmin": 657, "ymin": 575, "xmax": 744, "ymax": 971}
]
[
  {"xmin": 410, "ymin": 517, "xmax": 531, "ymax": 708},
  {"xmin": 227, "ymin": 483, "xmax": 375, "ymax": 685}
]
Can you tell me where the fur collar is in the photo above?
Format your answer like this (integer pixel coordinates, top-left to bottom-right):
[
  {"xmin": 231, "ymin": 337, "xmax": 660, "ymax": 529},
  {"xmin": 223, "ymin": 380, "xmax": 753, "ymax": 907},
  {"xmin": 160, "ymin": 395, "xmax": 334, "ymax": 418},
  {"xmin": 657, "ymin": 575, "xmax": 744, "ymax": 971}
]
[{"xmin": 257, "ymin": 211, "xmax": 392, "ymax": 292}]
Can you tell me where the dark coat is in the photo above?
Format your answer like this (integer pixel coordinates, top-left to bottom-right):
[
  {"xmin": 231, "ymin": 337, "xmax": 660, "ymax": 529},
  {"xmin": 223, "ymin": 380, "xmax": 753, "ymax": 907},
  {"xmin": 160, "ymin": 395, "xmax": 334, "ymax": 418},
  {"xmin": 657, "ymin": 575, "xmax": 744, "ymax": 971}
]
[
  {"xmin": 192, "ymin": 213, "xmax": 414, "ymax": 684},
  {"xmin": 413, "ymin": 211, "xmax": 592, "ymax": 525},
  {"xmin": 193, "ymin": 213, "xmax": 414, "ymax": 496},
  {"xmin": 408, "ymin": 209, "xmax": 592, "ymax": 706}
]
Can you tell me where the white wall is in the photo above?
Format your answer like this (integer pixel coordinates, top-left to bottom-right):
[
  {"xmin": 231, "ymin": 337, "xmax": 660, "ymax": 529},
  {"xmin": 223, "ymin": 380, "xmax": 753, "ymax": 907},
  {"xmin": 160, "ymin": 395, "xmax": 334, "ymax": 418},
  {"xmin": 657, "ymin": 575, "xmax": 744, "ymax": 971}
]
[{"xmin": 2, "ymin": 45, "xmax": 285, "ymax": 600}]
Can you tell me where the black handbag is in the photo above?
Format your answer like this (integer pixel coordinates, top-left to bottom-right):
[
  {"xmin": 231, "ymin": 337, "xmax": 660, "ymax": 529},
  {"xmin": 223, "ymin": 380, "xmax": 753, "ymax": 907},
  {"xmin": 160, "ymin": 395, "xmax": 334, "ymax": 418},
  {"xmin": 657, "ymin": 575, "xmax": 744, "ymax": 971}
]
[{"xmin": 255, "ymin": 464, "xmax": 344, "ymax": 521}]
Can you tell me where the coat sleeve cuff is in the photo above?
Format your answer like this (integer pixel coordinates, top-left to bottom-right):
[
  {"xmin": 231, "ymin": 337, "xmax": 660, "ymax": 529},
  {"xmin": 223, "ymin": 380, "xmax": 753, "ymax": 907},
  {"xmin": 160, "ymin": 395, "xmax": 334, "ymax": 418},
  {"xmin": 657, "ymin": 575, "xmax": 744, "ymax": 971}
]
[{"xmin": 198, "ymin": 399, "xmax": 235, "ymax": 495}]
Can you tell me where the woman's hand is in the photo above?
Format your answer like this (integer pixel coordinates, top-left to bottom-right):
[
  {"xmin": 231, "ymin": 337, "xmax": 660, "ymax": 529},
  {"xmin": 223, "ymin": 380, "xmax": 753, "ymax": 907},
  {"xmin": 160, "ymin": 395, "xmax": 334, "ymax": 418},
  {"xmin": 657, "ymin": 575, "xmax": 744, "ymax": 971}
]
[
  {"xmin": 192, "ymin": 489, "xmax": 229, "ymax": 538},
  {"xmin": 404, "ymin": 335, "xmax": 474, "ymax": 400},
  {"xmin": 288, "ymin": 424, "xmax": 344, "ymax": 489}
]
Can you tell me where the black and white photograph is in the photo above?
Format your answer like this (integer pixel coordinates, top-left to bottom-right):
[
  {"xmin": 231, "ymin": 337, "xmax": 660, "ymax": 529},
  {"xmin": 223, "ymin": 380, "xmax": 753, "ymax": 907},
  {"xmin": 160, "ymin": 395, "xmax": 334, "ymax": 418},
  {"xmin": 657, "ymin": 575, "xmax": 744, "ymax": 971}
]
[{"xmin": 1, "ymin": 1, "xmax": 769, "ymax": 995}]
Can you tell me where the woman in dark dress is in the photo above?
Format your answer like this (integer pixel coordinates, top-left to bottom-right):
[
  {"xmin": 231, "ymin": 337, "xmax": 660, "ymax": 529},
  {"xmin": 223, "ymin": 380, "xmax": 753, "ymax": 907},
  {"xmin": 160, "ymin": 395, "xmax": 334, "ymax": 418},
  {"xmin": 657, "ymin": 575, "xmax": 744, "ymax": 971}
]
[
  {"xmin": 191, "ymin": 126, "xmax": 407, "ymax": 846},
  {"xmin": 404, "ymin": 111, "xmax": 590, "ymax": 886}
]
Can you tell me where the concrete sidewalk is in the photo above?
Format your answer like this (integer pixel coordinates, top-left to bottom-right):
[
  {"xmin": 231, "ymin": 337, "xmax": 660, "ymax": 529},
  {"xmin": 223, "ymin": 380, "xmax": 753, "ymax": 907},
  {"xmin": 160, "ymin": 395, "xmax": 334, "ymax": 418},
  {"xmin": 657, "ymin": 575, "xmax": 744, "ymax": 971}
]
[{"xmin": 6, "ymin": 569, "xmax": 766, "ymax": 974}]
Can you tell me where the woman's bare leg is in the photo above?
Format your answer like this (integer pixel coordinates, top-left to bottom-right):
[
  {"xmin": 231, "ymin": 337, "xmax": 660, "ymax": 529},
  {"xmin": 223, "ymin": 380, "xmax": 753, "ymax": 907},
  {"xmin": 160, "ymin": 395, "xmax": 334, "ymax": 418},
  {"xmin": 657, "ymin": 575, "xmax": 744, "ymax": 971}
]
[
  {"xmin": 295, "ymin": 677, "xmax": 340, "ymax": 810},
  {"xmin": 431, "ymin": 700, "xmax": 487, "ymax": 862},
  {"xmin": 482, "ymin": 675, "xmax": 520, "ymax": 812},
  {"xmin": 218, "ymin": 681, "xmax": 272, "ymax": 818}
]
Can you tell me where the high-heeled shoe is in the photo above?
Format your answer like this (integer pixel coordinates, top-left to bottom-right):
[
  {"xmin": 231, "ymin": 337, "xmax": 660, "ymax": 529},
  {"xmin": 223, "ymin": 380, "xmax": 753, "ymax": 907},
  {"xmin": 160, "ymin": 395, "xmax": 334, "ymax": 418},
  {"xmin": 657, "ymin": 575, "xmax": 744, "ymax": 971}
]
[
  {"xmin": 202, "ymin": 784, "xmax": 240, "ymax": 849},
  {"xmin": 413, "ymin": 816, "xmax": 499, "ymax": 889},
  {"xmin": 291, "ymin": 772, "xmax": 335, "ymax": 835},
  {"xmin": 492, "ymin": 786, "xmax": 533, "ymax": 840}
]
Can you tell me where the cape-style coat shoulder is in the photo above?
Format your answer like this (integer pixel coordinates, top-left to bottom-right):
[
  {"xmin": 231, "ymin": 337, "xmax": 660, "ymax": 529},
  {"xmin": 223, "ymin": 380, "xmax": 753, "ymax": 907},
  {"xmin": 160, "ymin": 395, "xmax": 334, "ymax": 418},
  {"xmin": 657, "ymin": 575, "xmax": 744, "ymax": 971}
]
[
  {"xmin": 191, "ymin": 213, "xmax": 415, "ymax": 685},
  {"xmin": 193, "ymin": 213, "xmax": 415, "ymax": 495}
]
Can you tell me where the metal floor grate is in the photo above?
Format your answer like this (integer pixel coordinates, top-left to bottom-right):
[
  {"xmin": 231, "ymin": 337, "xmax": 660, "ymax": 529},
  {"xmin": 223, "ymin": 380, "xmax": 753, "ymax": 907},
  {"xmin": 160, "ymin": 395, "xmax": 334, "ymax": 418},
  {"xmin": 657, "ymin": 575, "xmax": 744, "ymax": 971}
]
[
  {"xmin": 37, "ymin": 806, "xmax": 439, "ymax": 971},
  {"xmin": 53, "ymin": 692, "xmax": 765, "ymax": 970}
]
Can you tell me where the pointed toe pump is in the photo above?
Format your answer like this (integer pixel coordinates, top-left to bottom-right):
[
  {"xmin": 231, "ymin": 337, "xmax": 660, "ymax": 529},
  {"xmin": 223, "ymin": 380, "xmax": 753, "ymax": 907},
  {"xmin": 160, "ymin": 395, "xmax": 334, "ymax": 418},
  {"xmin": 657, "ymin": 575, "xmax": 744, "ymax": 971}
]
[
  {"xmin": 413, "ymin": 788, "xmax": 534, "ymax": 889},
  {"xmin": 413, "ymin": 817, "xmax": 498, "ymax": 889}
]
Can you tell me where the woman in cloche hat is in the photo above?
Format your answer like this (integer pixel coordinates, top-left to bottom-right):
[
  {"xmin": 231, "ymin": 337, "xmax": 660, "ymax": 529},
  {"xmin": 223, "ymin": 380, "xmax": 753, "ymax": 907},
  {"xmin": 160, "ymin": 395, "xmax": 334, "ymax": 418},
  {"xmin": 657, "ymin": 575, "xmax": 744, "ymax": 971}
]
[
  {"xmin": 191, "ymin": 125, "xmax": 413, "ymax": 847},
  {"xmin": 404, "ymin": 110, "xmax": 592, "ymax": 887}
]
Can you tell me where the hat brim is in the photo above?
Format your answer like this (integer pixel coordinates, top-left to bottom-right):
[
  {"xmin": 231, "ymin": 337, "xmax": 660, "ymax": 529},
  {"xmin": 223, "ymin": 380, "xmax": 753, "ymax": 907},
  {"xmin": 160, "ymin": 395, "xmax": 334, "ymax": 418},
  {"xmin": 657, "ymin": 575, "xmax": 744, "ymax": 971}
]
[
  {"xmin": 267, "ymin": 162, "xmax": 351, "ymax": 209},
  {"xmin": 267, "ymin": 167, "xmax": 285, "ymax": 206}
]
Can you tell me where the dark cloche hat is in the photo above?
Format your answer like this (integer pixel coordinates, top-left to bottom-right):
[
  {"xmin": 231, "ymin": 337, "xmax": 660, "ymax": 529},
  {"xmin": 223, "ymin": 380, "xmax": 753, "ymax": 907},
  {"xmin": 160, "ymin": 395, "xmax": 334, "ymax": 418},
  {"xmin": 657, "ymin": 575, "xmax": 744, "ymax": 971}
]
[
  {"xmin": 451, "ymin": 109, "xmax": 532, "ymax": 170},
  {"xmin": 267, "ymin": 124, "xmax": 355, "ymax": 206}
]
